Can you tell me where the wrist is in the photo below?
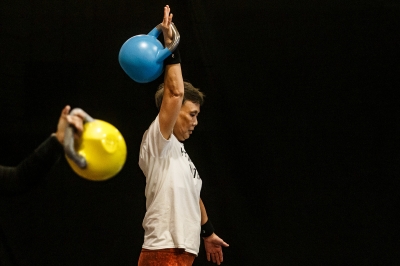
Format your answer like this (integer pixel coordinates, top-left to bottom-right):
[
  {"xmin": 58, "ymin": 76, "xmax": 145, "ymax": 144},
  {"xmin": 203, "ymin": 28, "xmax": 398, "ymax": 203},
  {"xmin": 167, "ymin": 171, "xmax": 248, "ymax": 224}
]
[
  {"xmin": 53, "ymin": 132, "xmax": 63, "ymax": 144},
  {"xmin": 200, "ymin": 219, "xmax": 214, "ymax": 238},
  {"xmin": 202, "ymin": 233, "xmax": 215, "ymax": 240},
  {"xmin": 164, "ymin": 47, "xmax": 181, "ymax": 65}
]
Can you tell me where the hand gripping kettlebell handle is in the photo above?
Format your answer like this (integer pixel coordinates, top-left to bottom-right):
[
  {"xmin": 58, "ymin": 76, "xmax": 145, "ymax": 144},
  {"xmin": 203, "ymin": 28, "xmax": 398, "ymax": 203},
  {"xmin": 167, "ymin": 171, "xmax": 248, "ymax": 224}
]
[
  {"xmin": 63, "ymin": 108, "xmax": 94, "ymax": 169},
  {"xmin": 153, "ymin": 22, "xmax": 180, "ymax": 53}
]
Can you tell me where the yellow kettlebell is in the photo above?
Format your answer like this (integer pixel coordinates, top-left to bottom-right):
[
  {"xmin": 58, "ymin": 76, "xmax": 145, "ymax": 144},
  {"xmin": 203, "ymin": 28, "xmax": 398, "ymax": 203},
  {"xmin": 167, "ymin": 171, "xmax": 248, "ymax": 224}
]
[{"xmin": 64, "ymin": 108, "xmax": 127, "ymax": 181}]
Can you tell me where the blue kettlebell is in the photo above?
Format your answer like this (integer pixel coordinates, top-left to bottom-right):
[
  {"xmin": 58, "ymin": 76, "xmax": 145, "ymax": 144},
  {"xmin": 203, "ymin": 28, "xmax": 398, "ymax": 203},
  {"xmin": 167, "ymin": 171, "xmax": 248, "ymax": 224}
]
[{"xmin": 118, "ymin": 23, "xmax": 180, "ymax": 83}]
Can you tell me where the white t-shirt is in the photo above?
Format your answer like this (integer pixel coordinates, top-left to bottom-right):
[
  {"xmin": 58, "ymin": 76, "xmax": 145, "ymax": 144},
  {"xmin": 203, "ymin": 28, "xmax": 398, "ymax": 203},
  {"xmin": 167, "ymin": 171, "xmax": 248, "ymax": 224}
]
[{"xmin": 138, "ymin": 115, "xmax": 202, "ymax": 255}]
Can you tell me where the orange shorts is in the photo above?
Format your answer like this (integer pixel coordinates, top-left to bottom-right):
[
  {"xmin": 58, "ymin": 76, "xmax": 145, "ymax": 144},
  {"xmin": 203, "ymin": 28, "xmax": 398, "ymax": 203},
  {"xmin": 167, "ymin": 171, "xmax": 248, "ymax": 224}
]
[{"xmin": 138, "ymin": 248, "xmax": 196, "ymax": 266}]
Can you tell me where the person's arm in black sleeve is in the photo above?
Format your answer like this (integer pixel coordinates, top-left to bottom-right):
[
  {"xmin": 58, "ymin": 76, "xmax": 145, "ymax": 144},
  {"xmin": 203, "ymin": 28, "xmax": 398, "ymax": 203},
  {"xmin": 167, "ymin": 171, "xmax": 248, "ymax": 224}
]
[
  {"xmin": 0, "ymin": 105, "xmax": 85, "ymax": 195},
  {"xmin": 0, "ymin": 135, "xmax": 63, "ymax": 194}
]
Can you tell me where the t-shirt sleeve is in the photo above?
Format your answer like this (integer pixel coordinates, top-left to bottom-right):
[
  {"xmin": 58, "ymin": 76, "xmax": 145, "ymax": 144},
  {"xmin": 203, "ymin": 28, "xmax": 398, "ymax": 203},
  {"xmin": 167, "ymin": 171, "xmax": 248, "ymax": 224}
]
[
  {"xmin": 142, "ymin": 115, "xmax": 171, "ymax": 157},
  {"xmin": 139, "ymin": 115, "xmax": 172, "ymax": 173}
]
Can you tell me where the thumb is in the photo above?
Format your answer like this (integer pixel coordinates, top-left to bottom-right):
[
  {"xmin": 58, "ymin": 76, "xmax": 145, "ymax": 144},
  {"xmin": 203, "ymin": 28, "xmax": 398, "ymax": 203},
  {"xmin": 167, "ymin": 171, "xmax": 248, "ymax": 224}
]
[
  {"xmin": 220, "ymin": 240, "xmax": 229, "ymax": 247},
  {"xmin": 61, "ymin": 105, "xmax": 71, "ymax": 116}
]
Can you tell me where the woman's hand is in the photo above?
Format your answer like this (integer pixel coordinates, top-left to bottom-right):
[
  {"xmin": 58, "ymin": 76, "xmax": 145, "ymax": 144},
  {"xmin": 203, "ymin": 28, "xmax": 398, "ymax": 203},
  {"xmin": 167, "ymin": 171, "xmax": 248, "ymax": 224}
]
[{"xmin": 160, "ymin": 5, "xmax": 173, "ymax": 46}]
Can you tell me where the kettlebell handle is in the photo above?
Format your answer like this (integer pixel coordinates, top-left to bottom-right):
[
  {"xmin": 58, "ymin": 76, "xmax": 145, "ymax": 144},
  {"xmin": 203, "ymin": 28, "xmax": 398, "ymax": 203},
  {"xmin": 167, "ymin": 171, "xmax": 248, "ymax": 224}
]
[
  {"xmin": 63, "ymin": 108, "xmax": 94, "ymax": 169},
  {"xmin": 148, "ymin": 22, "xmax": 180, "ymax": 53}
]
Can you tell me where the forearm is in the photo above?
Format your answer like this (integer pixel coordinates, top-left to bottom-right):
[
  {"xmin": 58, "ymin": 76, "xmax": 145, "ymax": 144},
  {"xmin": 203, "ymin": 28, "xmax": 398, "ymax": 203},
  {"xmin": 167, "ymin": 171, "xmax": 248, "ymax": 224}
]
[
  {"xmin": 18, "ymin": 135, "xmax": 63, "ymax": 183},
  {"xmin": 200, "ymin": 198, "xmax": 209, "ymax": 225},
  {"xmin": 0, "ymin": 165, "xmax": 18, "ymax": 192},
  {"xmin": 0, "ymin": 135, "xmax": 63, "ymax": 194},
  {"xmin": 162, "ymin": 6, "xmax": 183, "ymax": 100},
  {"xmin": 164, "ymin": 64, "xmax": 184, "ymax": 98},
  {"xmin": 159, "ymin": 58, "xmax": 184, "ymax": 139}
]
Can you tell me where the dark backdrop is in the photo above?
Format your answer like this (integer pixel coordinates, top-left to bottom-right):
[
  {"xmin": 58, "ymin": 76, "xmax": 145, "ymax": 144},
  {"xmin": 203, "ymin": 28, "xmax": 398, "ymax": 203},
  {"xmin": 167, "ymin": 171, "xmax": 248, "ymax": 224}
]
[{"xmin": 1, "ymin": 0, "xmax": 399, "ymax": 265}]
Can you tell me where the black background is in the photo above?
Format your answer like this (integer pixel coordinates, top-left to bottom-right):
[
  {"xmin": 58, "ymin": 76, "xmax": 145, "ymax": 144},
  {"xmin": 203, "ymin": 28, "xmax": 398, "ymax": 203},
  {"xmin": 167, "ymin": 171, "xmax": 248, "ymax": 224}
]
[{"xmin": 1, "ymin": 0, "xmax": 399, "ymax": 265}]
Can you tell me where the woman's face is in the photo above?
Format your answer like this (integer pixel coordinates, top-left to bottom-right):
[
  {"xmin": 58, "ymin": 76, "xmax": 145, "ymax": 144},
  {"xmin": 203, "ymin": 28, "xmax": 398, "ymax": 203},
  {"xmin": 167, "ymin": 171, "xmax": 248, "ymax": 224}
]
[{"xmin": 173, "ymin": 101, "xmax": 200, "ymax": 141}]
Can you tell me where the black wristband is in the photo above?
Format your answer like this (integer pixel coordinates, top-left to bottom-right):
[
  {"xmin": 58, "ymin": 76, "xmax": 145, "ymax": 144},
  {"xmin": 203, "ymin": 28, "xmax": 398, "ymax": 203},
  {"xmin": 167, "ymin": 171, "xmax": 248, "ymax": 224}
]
[
  {"xmin": 164, "ymin": 48, "xmax": 181, "ymax": 65},
  {"xmin": 200, "ymin": 219, "xmax": 215, "ymax": 238}
]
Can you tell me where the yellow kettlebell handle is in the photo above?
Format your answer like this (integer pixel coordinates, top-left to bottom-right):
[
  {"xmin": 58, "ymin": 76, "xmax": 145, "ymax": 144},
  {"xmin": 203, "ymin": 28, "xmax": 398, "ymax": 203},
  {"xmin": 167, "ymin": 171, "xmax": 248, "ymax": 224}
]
[{"xmin": 63, "ymin": 108, "xmax": 94, "ymax": 169}]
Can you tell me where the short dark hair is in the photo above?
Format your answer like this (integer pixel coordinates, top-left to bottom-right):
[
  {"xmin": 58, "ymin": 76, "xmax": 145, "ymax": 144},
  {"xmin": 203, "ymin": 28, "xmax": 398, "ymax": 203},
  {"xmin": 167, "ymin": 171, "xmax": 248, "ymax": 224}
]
[{"xmin": 155, "ymin": 81, "xmax": 205, "ymax": 110}]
